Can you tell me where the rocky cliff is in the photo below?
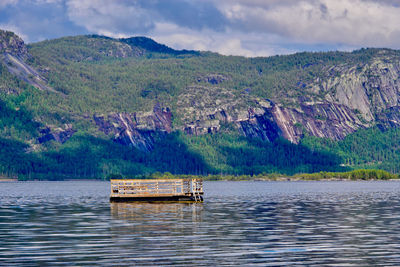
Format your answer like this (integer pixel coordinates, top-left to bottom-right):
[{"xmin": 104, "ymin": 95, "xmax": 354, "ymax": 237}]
[
  {"xmin": 94, "ymin": 104, "xmax": 172, "ymax": 152},
  {"xmin": 175, "ymin": 85, "xmax": 366, "ymax": 143},
  {"xmin": 167, "ymin": 51, "xmax": 400, "ymax": 145},
  {"xmin": 89, "ymin": 52, "xmax": 400, "ymax": 150},
  {"xmin": 38, "ymin": 125, "xmax": 76, "ymax": 144},
  {"xmin": 0, "ymin": 30, "xmax": 28, "ymax": 58},
  {"xmin": 0, "ymin": 29, "xmax": 56, "ymax": 93},
  {"xmin": 97, "ymin": 81, "xmax": 370, "ymax": 150}
]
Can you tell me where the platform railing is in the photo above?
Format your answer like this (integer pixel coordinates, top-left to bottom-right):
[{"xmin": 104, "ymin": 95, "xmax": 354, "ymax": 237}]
[
  {"xmin": 110, "ymin": 178, "xmax": 203, "ymax": 197},
  {"xmin": 191, "ymin": 178, "xmax": 203, "ymax": 193}
]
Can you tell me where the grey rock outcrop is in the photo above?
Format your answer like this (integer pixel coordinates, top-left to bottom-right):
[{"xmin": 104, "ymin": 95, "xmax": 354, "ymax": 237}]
[
  {"xmin": 0, "ymin": 30, "xmax": 28, "ymax": 59},
  {"xmin": 87, "ymin": 50, "xmax": 400, "ymax": 151},
  {"xmin": 0, "ymin": 29, "xmax": 57, "ymax": 93},
  {"xmin": 173, "ymin": 52, "xmax": 400, "ymax": 144},
  {"xmin": 319, "ymin": 55, "xmax": 400, "ymax": 123},
  {"xmin": 94, "ymin": 104, "xmax": 172, "ymax": 152},
  {"xmin": 38, "ymin": 125, "xmax": 76, "ymax": 144},
  {"xmin": 2, "ymin": 53, "xmax": 57, "ymax": 93},
  {"xmin": 177, "ymin": 86, "xmax": 365, "ymax": 143}
]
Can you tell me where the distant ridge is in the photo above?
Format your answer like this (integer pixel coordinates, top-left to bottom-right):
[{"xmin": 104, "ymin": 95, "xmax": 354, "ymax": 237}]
[{"xmin": 119, "ymin": 36, "xmax": 199, "ymax": 55}]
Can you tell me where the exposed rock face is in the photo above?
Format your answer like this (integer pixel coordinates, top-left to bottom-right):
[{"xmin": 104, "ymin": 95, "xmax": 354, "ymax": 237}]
[
  {"xmin": 172, "ymin": 53, "xmax": 400, "ymax": 145},
  {"xmin": 0, "ymin": 29, "xmax": 56, "ymax": 93},
  {"xmin": 94, "ymin": 104, "xmax": 172, "ymax": 152},
  {"xmin": 238, "ymin": 106, "xmax": 281, "ymax": 142},
  {"xmin": 0, "ymin": 30, "xmax": 28, "ymax": 59},
  {"xmin": 177, "ymin": 86, "xmax": 252, "ymax": 135},
  {"xmin": 375, "ymin": 106, "xmax": 400, "ymax": 130},
  {"xmin": 38, "ymin": 125, "xmax": 76, "ymax": 144},
  {"xmin": 253, "ymin": 102, "xmax": 364, "ymax": 143},
  {"xmin": 102, "ymin": 41, "xmax": 143, "ymax": 58},
  {"xmin": 319, "ymin": 55, "xmax": 400, "ymax": 123},
  {"xmin": 70, "ymin": 36, "xmax": 144, "ymax": 61},
  {"xmin": 177, "ymin": 86, "xmax": 365, "ymax": 143},
  {"xmin": 2, "ymin": 53, "xmax": 57, "ymax": 93}
]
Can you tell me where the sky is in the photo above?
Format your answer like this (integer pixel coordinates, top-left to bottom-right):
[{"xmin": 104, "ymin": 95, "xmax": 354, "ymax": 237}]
[{"xmin": 1, "ymin": 0, "xmax": 400, "ymax": 57}]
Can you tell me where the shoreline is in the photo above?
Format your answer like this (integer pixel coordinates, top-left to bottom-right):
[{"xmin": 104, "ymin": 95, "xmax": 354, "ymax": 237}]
[
  {"xmin": 2, "ymin": 178, "xmax": 399, "ymax": 182},
  {"xmin": 205, "ymin": 178, "xmax": 400, "ymax": 182},
  {"xmin": 0, "ymin": 178, "xmax": 18, "ymax": 182},
  {"xmin": 3, "ymin": 169, "xmax": 398, "ymax": 182}
]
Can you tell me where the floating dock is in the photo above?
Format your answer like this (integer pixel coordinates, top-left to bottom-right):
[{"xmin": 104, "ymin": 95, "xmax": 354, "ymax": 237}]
[{"xmin": 110, "ymin": 178, "xmax": 204, "ymax": 202}]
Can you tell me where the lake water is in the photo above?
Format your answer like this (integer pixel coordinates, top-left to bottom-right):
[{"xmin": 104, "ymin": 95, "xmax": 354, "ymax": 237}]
[{"xmin": 1, "ymin": 181, "xmax": 400, "ymax": 266}]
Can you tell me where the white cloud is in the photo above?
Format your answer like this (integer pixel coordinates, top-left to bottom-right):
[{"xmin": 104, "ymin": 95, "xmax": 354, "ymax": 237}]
[
  {"xmin": 34, "ymin": 0, "xmax": 63, "ymax": 4},
  {"xmin": 66, "ymin": 0, "xmax": 155, "ymax": 36},
  {"xmin": 63, "ymin": 0, "xmax": 400, "ymax": 55},
  {"xmin": 0, "ymin": 0, "xmax": 18, "ymax": 8},
  {"xmin": 214, "ymin": 38, "xmax": 254, "ymax": 57},
  {"xmin": 216, "ymin": 0, "xmax": 400, "ymax": 48},
  {"xmin": 151, "ymin": 22, "xmax": 293, "ymax": 57},
  {"xmin": 0, "ymin": 0, "xmax": 63, "ymax": 8},
  {"xmin": 2, "ymin": 0, "xmax": 400, "ymax": 56}
]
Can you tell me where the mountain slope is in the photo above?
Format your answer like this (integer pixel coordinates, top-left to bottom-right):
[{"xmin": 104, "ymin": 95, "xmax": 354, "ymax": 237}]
[
  {"xmin": 2, "ymin": 29, "xmax": 400, "ymax": 179},
  {"xmin": 27, "ymin": 36, "xmax": 400, "ymax": 142}
]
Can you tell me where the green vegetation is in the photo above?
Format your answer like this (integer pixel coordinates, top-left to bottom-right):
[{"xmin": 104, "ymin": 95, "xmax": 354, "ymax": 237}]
[
  {"xmin": 2, "ymin": 122, "xmax": 400, "ymax": 180},
  {"xmin": 1, "ymin": 34, "xmax": 400, "ymax": 180},
  {"xmin": 25, "ymin": 36, "xmax": 400, "ymax": 116},
  {"xmin": 0, "ymin": 128, "xmax": 345, "ymax": 180},
  {"xmin": 115, "ymin": 169, "xmax": 397, "ymax": 181},
  {"xmin": 180, "ymin": 132, "xmax": 343, "ymax": 175},
  {"xmin": 301, "ymin": 126, "xmax": 400, "ymax": 173},
  {"xmin": 293, "ymin": 169, "xmax": 397, "ymax": 180}
]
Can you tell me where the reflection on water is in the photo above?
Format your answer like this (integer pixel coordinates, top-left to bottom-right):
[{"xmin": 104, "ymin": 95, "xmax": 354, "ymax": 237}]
[
  {"xmin": 111, "ymin": 202, "xmax": 203, "ymax": 222},
  {"xmin": 1, "ymin": 181, "xmax": 400, "ymax": 265}
]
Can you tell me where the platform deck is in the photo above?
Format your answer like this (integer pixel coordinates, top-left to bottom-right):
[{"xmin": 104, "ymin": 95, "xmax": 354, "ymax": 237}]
[{"xmin": 110, "ymin": 178, "xmax": 203, "ymax": 202}]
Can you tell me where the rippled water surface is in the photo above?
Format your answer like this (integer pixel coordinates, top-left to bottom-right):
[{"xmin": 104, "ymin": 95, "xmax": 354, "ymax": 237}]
[{"xmin": 1, "ymin": 181, "xmax": 400, "ymax": 266}]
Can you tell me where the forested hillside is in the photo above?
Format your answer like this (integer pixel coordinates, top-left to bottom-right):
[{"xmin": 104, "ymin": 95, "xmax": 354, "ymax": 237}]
[{"xmin": 2, "ymin": 29, "xmax": 400, "ymax": 179}]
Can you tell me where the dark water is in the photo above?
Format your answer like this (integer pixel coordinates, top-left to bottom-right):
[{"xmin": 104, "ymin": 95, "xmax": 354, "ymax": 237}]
[{"xmin": 1, "ymin": 181, "xmax": 400, "ymax": 266}]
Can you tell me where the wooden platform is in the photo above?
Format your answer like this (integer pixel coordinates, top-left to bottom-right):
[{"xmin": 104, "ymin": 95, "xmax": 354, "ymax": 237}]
[{"xmin": 110, "ymin": 178, "xmax": 204, "ymax": 202}]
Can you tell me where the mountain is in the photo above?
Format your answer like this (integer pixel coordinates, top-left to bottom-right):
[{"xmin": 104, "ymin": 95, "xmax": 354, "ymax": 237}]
[
  {"xmin": 119, "ymin": 36, "xmax": 199, "ymax": 55},
  {"xmin": 2, "ymin": 28, "xmax": 400, "ymax": 179}
]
